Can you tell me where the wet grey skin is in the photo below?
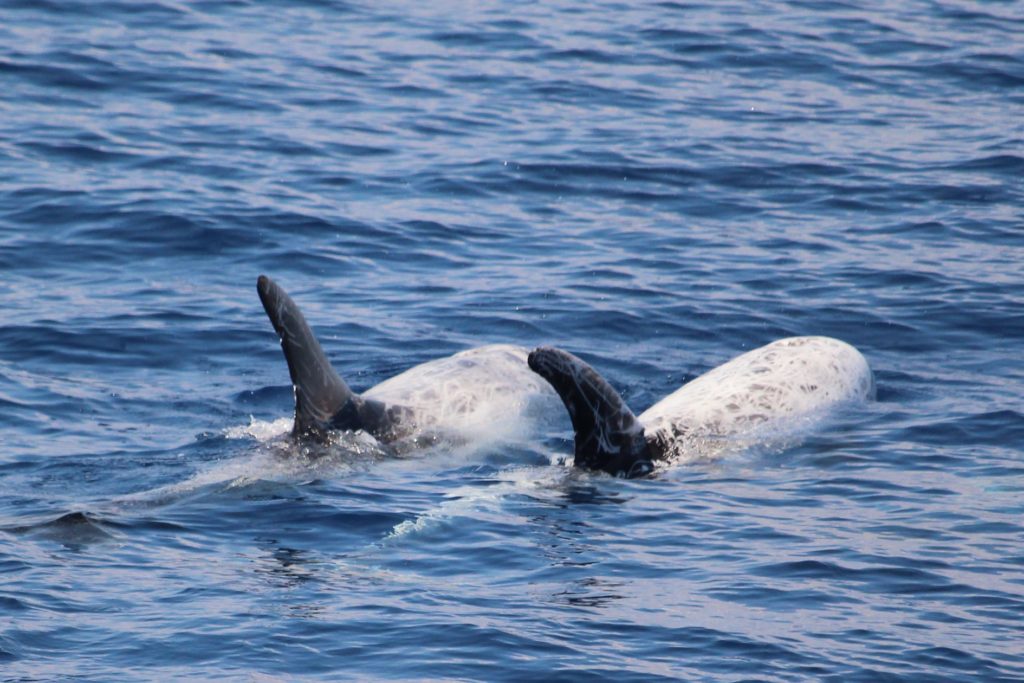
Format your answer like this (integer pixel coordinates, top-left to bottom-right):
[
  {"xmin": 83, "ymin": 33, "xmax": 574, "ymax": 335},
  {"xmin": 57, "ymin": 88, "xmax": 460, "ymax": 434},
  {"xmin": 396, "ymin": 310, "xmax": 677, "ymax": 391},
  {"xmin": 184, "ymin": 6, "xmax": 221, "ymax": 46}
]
[
  {"xmin": 528, "ymin": 347, "xmax": 657, "ymax": 479},
  {"xmin": 257, "ymin": 275, "xmax": 414, "ymax": 442}
]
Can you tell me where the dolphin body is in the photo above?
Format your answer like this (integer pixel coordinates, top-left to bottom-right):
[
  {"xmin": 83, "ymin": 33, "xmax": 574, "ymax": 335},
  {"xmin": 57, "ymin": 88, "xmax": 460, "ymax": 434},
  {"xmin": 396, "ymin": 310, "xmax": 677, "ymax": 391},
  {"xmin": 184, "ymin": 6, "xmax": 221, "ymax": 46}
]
[
  {"xmin": 257, "ymin": 275, "xmax": 555, "ymax": 451},
  {"xmin": 528, "ymin": 337, "xmax": 874, "ymax": 478}
]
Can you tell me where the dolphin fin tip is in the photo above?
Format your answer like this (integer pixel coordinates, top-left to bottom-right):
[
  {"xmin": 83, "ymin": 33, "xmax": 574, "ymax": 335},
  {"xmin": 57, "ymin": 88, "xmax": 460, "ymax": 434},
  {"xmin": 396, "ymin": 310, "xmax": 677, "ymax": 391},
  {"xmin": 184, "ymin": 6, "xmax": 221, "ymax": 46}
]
[{"xmin": 257, "ymin": 274, "xmax": 273, "ymax": 297}]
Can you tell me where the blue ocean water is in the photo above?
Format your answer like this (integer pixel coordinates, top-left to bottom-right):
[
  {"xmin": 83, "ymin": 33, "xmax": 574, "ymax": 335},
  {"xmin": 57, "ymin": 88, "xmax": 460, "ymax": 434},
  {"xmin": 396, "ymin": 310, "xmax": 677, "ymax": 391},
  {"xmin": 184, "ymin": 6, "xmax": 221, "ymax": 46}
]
[{"xmin": 1, "ymin": 0, "xmax": 1022, "ymax": 679}]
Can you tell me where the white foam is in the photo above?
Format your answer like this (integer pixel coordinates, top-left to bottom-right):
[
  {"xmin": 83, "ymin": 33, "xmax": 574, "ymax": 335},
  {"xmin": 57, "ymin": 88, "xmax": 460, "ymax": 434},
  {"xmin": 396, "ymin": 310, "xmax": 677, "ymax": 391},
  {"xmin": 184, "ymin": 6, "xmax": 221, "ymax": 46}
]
[
  {"xmin": 223, "ymin": 416, "xmax": 292, "ymax": 441},
  {"xmin": 381, "ymin": 464, "xmax": 570, "ymax": 542}
]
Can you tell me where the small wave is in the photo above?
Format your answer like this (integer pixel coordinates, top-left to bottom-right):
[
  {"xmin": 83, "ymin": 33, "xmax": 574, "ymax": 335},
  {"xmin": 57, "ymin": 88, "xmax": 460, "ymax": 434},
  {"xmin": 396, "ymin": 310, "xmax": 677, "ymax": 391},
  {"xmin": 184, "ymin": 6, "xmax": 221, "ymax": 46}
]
[{"xmin": 5, "ymin": 510, "xmax": 116, "ymax": 547}]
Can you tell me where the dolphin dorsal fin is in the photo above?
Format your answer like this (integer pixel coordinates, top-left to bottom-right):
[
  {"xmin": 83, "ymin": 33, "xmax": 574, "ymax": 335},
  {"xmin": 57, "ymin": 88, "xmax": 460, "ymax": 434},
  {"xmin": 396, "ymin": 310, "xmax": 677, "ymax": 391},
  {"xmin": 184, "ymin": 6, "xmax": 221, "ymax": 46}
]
[
  {"xmin": 528, "ymin": 347, "xmax": 654, "ymax": 478},
  {"xmin": 257, "ymin": 275, "xmax": 360, "ymax": 436}
]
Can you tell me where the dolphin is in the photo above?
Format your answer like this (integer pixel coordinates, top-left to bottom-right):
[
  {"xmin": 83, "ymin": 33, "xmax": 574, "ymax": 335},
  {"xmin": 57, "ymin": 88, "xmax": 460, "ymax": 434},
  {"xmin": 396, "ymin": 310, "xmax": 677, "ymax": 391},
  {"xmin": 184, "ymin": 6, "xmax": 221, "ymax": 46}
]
[
  {"xmin": 257, "ymin": 275, "xmax": 556, "ymax": 451},
  {"xmin": 528, "ymin": 337, "xmax": 874, "ymax": 478}
]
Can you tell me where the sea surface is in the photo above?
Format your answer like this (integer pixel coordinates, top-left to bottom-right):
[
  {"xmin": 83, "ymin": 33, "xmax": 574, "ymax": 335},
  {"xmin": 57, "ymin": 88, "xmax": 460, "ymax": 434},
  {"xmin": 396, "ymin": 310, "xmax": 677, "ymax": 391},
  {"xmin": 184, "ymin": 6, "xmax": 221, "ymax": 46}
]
[{"xmin": 1, "ymin": 1, "xmax": 1023, "ymax": 680}]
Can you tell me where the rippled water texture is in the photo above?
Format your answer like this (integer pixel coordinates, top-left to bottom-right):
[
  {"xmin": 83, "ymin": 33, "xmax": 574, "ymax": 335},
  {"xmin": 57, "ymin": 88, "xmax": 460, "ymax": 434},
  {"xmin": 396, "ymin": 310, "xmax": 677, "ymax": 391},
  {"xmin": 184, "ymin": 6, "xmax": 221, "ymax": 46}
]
[{"xmin": 1, "ymin": 1, "xmax": 1022, "ymax": 680}]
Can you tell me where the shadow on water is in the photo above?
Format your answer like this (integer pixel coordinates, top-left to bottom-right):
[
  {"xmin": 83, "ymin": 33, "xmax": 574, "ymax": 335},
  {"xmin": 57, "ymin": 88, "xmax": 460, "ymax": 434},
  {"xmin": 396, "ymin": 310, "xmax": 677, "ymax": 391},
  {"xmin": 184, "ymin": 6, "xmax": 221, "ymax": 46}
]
[
  {"xmin": 4, "ymin": 511, "xmax": 116, "ymax": 550},
  {"xmin": 252, "ymin": 541, "xmax": 321, "ymax": 589},
  {"xmin": 552, "ymin": 575, "xmax": 626, "ymax": 609}
]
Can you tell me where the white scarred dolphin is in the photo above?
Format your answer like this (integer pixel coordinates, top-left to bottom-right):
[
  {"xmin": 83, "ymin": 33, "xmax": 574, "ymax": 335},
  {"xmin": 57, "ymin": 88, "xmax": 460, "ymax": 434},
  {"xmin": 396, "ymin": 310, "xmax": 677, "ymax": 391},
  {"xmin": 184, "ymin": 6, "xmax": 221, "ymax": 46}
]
[
  {"xmin": 528, "ymin": 337, "xmax": 875, "ymax": 478},
  {"xmin": 258, "ymin": 275, "xmax": 556, "ymax": 451}
]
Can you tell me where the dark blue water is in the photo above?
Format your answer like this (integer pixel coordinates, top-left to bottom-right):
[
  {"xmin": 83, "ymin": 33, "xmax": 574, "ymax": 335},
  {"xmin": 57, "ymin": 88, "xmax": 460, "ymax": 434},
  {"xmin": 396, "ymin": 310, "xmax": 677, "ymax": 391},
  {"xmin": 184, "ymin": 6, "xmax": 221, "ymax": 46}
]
[{"xmin": 2, "ymin": 1, "xmax": 1023, "ymax": 680}]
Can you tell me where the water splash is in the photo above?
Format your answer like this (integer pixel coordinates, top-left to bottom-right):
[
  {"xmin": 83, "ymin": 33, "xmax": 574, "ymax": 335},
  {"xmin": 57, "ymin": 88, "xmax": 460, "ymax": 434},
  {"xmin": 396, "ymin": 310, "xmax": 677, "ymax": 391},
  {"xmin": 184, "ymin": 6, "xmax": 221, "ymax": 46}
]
[{"xmin": 223, "ymin": 416, "xmax": 292, "ymax": 441}]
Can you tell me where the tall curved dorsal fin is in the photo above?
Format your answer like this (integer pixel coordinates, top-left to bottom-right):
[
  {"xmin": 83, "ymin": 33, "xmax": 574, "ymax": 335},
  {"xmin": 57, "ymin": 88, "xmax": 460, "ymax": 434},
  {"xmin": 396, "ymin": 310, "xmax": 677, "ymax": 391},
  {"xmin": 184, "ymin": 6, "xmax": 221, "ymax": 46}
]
[
  {"xmin": 528, "ymin": 347, "xmax": 654, "ymax": 478},
  {"xmin": 258, "ymin": 275, "xmax": 369, "ymax": 437}
]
